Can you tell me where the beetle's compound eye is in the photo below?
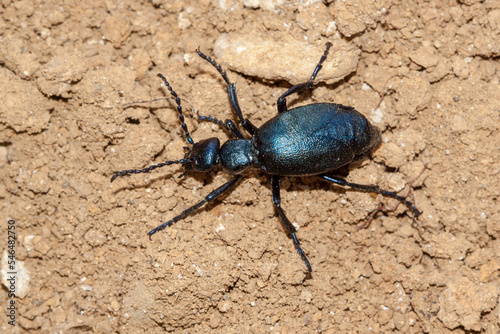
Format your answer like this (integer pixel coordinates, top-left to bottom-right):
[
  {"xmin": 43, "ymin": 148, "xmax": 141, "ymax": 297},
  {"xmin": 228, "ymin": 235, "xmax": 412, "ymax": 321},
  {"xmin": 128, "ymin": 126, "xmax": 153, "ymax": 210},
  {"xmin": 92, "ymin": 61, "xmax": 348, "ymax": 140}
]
[{"xmin": 189, "ymin": 138, "xmax": 221, "ymax": 172}]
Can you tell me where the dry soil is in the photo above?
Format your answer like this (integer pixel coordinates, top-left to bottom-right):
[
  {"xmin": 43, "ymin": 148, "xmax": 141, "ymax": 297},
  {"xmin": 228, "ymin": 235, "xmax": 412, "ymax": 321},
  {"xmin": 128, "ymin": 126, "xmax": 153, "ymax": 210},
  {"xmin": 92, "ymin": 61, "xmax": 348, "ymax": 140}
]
[{"xmin": 0, "ymin": 0, "xmax": 499, "ymax": 333}]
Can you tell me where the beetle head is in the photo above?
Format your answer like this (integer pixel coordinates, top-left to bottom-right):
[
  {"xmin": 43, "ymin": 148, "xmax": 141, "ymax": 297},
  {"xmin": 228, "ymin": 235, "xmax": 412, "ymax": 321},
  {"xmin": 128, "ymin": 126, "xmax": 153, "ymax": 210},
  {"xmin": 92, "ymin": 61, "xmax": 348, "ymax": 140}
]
[{"xmin": 184, "ymin": 138, "xmax": 221, "ymax": 172}]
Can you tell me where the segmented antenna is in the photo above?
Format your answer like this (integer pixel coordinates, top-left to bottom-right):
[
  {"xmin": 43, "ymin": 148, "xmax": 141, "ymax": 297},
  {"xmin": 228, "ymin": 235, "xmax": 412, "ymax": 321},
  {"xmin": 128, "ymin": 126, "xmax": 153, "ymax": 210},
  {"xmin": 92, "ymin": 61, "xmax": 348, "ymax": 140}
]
[
  {"xmin": 196, "ymin": 48, "xmax": 232, "ymax": 86},
  {"xmin": 157, "ymin": 73, "xmax": 194, "ymax": 145}
]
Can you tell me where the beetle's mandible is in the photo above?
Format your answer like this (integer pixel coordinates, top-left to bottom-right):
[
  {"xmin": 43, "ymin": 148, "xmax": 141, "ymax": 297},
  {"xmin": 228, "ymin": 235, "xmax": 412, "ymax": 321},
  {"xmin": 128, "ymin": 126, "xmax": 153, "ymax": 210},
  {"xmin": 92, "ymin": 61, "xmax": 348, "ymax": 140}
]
[{"xmin": 111, "ymin": 42, "xmax": 421, "ymax": 274}]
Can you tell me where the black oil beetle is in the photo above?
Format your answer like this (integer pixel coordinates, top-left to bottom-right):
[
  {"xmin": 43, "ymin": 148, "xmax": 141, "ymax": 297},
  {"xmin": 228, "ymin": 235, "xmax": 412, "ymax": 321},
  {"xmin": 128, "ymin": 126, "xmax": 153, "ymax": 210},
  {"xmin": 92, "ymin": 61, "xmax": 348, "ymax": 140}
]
[{"xmin": 111, "ymin": 42, "xmax": 421, "ymax": 274}]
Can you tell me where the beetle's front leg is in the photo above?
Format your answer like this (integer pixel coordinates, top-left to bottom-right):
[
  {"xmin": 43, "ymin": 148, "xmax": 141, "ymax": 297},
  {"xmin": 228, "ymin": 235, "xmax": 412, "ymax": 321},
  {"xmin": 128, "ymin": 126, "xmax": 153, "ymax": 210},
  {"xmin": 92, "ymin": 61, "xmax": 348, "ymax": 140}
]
[
  {"xmin": 271, "ymin": 175, "xmax": 312, "ymax": 275},
  {"xmin": 148, "ymin": 176, "xmax": 243, "ymax": 237}
]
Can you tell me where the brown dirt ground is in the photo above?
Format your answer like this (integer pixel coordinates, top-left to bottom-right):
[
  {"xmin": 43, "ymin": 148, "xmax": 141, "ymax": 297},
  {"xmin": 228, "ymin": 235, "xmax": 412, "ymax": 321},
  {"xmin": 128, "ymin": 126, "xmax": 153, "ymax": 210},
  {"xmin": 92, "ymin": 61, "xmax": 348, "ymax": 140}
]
[{"xmin": 0, "ymin": 0, "xmax": 499, "ymax": 333}]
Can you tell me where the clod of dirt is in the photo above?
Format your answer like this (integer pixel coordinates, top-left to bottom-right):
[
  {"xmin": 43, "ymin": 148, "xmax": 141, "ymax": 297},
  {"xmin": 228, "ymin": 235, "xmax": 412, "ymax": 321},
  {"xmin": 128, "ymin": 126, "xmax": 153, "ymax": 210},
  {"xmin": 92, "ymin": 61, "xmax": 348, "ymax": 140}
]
[
  {"xmin": 438, "ymin": 276, "xmax": 499, "ymax": 331},
  {"xmin": 242, "ymin": 0, "xmax": 285, "ymax": 11},
  {"xmin": 333, "ymin": 0, "xmax": 389, "ymax": 37},
  {"xmin": 0, "ymin": 71, "xmax": 51, "ymax": 135},
  {"xmin": 213, "ymin": 33, "xmax": 360, "ymax": 85},
  {"xmin": 0, "ymin": 36, "xmax": 40, "ymax": 79},
  {"xmin": 36, "ymin": 49, "xmax": 88, "ymax": 98}
]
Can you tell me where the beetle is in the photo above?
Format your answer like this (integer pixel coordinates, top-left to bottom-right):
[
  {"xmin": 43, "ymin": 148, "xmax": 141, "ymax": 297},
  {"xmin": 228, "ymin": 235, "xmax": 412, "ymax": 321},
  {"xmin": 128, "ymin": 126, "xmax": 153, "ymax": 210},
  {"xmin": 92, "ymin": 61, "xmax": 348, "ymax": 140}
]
[{"xmin": 111, "ymin": 42, "xmax": 421, "ymax": 274}]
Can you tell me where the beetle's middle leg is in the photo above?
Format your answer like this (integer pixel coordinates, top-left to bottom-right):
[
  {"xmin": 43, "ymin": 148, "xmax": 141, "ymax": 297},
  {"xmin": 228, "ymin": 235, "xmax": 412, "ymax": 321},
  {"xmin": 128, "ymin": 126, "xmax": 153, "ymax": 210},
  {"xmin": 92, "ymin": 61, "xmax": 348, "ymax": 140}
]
[
  {"xmin": 196, "ymin": 48, "xmax": 258, "ymax": 136},
  {"xmin": 276, "ymin": 42, "xmax": 332, "ymax": 114},
  {"xmin": 271, "ymin": 175, "xmax": 312, "ymax": 274}
]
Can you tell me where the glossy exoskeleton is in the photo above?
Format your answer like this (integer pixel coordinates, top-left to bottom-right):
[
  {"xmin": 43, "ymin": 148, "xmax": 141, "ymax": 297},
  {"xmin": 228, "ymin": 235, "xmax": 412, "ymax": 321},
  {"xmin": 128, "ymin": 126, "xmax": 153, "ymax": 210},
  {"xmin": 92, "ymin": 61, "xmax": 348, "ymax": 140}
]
[{"xmin": 111, "ymin": 42, "xmax": 421, "ymax": 274}]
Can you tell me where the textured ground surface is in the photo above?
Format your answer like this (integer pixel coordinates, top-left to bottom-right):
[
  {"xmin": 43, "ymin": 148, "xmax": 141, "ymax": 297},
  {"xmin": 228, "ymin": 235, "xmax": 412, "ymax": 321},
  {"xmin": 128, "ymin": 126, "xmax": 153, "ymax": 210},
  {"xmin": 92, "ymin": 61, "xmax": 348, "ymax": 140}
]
[{"xmin": 0, "ymin": 0, "xmax": 499, "ymax": 333}]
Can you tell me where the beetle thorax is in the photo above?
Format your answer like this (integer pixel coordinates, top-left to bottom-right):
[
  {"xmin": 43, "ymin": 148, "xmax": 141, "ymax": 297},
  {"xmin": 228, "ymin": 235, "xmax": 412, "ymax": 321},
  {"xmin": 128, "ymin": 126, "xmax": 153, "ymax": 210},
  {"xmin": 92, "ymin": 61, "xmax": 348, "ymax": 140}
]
[{"xmin": 220, "ymin": 139, "xmax": 257, "ymax": 174}]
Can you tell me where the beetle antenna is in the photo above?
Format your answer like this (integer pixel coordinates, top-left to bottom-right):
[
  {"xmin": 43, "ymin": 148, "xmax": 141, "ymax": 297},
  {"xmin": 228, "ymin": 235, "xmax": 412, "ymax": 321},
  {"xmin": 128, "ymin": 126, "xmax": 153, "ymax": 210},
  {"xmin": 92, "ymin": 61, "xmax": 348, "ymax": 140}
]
[
  {"xmin": 157, "ymin": 73, "xmax": 195, "ymax": 145},
  {"xmin": 110, "ymin": 158, "xmax": 190, "ymax": 182},
  {"xmin": 196, "ymin": 47, "xmax": 232, "ymax": 86}
]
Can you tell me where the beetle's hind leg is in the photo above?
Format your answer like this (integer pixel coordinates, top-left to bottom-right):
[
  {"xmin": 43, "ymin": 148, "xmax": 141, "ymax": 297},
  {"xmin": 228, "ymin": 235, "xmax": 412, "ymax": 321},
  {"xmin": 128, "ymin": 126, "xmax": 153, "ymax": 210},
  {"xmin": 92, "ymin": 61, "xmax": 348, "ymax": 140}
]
[
  {"xmin": 196, "ymin": 48, "xmax": 257, "ymax": 136},
  {"xmin": 276, "ymin": 42, "xmax": 332, "ymax": 114},
  {"xmin": 271, "ymin": 175, "xmax": 312, "ymax": 275},
  {"xmin": 318, "ymin": 174, "xmax": 422, "ymax": 218}
]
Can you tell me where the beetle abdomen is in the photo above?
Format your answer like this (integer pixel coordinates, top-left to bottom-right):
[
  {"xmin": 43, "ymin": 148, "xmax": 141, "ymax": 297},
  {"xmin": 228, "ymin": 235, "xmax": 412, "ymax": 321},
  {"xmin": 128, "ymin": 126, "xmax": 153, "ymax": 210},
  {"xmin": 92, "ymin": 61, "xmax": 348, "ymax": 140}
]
[{"xmin": 254, "ymin": 103, "xmax": 381, "ymax": 176}]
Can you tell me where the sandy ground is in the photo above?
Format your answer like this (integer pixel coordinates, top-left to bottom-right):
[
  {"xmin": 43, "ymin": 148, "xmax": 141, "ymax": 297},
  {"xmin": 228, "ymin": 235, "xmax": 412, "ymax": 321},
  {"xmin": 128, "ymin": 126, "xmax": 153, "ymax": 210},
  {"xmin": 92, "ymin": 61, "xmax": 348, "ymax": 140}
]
[{"xmin": 0, "ymin": 0, "xmax": 499, "ymax": 333}]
